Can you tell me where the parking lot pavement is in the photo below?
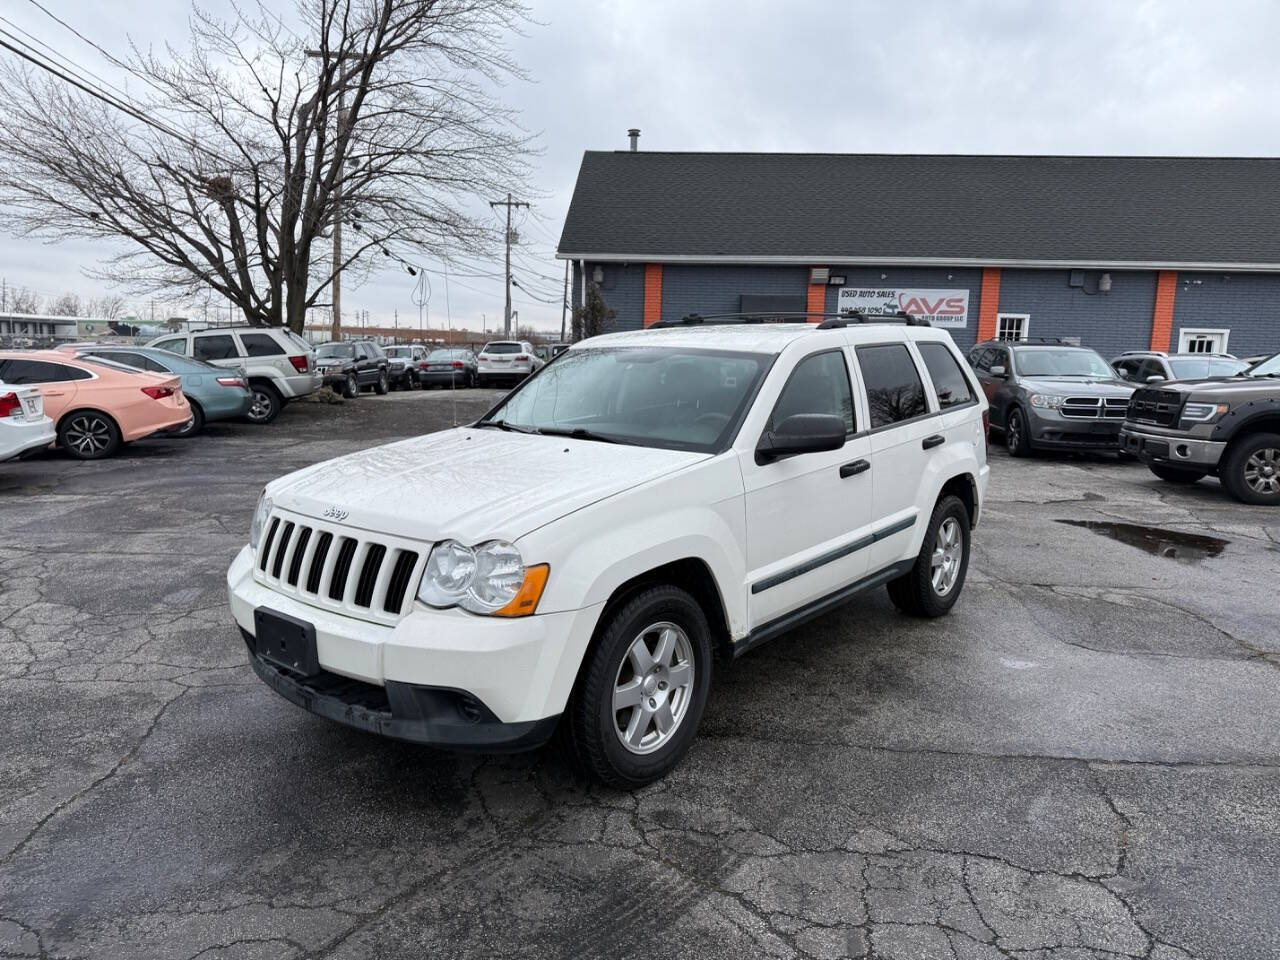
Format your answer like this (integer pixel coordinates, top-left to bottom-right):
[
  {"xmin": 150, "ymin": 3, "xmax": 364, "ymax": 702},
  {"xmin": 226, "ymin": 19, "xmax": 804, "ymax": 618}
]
[{"xmin": 2, "ymin": 398, "xmax": 1278, "ymax": 960}]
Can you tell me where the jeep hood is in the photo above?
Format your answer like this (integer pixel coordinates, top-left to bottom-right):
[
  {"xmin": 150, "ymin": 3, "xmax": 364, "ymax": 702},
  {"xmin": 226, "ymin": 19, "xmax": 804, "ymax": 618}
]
[
  {"xmin": 1020, "ymin": 377, "xmax": 1134, "ymax": 397},
  {"xmin": 268, "ymin": 427, "xmax": 709, "ymax": 544}
]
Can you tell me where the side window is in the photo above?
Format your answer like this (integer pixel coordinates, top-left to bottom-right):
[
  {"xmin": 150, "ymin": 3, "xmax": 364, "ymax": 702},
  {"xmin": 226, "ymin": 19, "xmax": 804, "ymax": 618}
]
[
  {"xmin": 768, "ymin": 350, "xmax": 855, "ymax": 434},
  {"xmin": 1138, "ymin": 358, "xmax": 1167, "ymax": 381},
  {"xmin": 918, "ymin": 343, "xmax": 976, "ymax": 409},
  {"xmin": 239, "ymin": 333, "xmax": 285, "ymax": 357},
  {"xmin": 1112, "ymin": 358, "xmax": 1141, "ymax": 381},
  {"xmin": 855, "ymin": 344, "xmax": 929, "ymax": 429},
  {"xmin": 355, "ymin": 344, "xmax": 370, "ymax": 361},
  {"xmin": 153, "ymin": 338, "xmax": 188, "ymax": 356},
  {"xmin": 989, "ymin": 347, "xmax": 1009, "ymax": 372},
  {"xmin": 193, "ymin": 335, "xmax": 239, "ymax": 362},
  {"xmin": 60, "ymin": 364, "xmax": 93, "ymax": 381},
  {"xmin": 0, "ymin": 359, "xmax": 63, "ymax": 383}
]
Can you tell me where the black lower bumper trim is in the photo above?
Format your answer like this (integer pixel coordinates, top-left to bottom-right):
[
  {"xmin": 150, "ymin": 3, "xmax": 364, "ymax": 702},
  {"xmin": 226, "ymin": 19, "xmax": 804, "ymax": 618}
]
[{"xmin": 241, "ymin": 628, "xmax": 559, "ymax": 752}]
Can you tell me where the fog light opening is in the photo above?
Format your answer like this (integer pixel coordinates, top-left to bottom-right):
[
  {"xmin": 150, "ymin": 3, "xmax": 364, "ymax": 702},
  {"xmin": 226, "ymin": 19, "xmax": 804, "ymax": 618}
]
[{"xmin": 1175, "ymin": 444, "xmax": 1191, "ymax": 459}]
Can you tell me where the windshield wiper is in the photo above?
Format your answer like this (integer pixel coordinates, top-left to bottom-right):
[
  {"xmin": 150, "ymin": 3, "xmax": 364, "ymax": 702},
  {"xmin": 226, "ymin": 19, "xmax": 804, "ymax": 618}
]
[
  {"xmin": 476, "ymin": 419, "xmax": 539, "ymax": 434},
  {"xmin": 537, "ymin": 426, "xmax": 636, "ymax": 445}
]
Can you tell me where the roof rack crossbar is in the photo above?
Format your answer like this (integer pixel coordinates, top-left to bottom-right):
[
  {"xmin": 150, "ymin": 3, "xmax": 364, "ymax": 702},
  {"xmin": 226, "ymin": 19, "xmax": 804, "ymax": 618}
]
[{"xmin": 649, "ymin": 310, "xmax": 931, "ymax": 329}]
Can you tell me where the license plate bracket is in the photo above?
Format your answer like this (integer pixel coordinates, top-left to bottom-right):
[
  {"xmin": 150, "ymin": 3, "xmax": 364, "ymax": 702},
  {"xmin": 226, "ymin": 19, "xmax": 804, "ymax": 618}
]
[{"xmin": 254, "ymin": 607, "xmax": 320, "ymax": 677}]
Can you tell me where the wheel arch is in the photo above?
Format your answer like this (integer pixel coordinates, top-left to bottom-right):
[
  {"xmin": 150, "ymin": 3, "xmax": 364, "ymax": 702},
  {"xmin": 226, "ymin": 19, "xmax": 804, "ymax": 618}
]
[
  {"xmin": 938, "ymin": 471, "xmax": 979, "ymax": 528},
  {"xmin": 1221, "ymin": 410, "xmax": 1280, "ymax": 446},
  {"xmin": 595, "ymin": 557, "xmax": 733, "ymax": 660},
  {"xmin": 56, "ymin": 406, "xmax": 121, "ymax": 433}
]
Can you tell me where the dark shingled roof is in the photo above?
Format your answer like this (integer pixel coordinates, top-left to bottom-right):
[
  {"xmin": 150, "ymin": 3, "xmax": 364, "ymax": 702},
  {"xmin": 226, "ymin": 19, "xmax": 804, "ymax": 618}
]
[{"xmin": 557, "ymin": 152, "xmax": 1280, "ymax": 267}]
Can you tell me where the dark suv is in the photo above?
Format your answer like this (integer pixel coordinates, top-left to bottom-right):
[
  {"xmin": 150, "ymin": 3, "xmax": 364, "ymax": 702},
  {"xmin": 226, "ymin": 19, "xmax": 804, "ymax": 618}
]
[
  {"xmin": 968, "ymin": 340, "xmax": 1135, "ymax": 456},
  {"xmin": 1120, "ymin": 352, "xmax": 1280, "ymax": 505},
  {"xmin": 314, "ymin": 340, "xmax": 390, "ymax": 398}
]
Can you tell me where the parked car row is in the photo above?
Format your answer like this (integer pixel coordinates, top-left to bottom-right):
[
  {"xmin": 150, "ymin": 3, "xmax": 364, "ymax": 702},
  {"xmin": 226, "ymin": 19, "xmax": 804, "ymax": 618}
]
[{"xmin": 971, "ymin": 337, "xmax": 1280, "ymax": 504}]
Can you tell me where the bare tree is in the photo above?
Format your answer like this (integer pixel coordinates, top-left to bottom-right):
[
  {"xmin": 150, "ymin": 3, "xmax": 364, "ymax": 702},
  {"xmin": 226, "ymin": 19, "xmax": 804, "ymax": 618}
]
[
  {"xmin": 0, "ymin": 0, "xmax": 531, "ymax": 332},
  {"xmin": 47, "ymin": 292, "xmax": 82, "ymax": 316},
  {"xmin": 7, "ymin": 286, "xmax": 40, "ymax": 315},
  {"xmin": 86, "ymin": 294, "xmax": 127, "ymax": 320}
]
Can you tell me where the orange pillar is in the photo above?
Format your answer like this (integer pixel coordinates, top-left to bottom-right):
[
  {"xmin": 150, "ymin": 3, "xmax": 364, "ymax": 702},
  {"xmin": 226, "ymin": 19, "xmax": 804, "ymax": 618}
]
[
  {"xmin": 806, "ymin": 276, "xmax": 826, "ymax": 322},
  {"xmin": 643, "ymin": 264, "xmax": 663, "ymax": 327},
  {"xmin": 977, "ymin": 267, "xmax": 1001, "ymax": 342},
  {"xmin": 1150, "ymin": 270, "xmax": 1177, "ymax": 351}
]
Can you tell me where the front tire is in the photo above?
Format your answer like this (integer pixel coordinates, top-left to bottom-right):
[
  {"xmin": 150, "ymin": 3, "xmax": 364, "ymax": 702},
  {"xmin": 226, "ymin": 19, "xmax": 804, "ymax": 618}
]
[
  {"xmin": 172, "ymin": 400, "xmax": 204, "ymax": 438},
  {"xmin": 245, "ymin": 382, "xmax": 282, "ymax": 424},
  {"xmin": 1005, "ymin": 407, "xmax": 1032, "ymax": 457},
  {"xmin": 887, "ymin": 495, "xmax": 971, "ymax": 618},
  {"xmin": 59, "ymin": 411, "xmax": 121, "ymax": 460},
  {"xmin": 564, "ymin": 585, "xmax": 712, "ymax": 789},
  {"xmin": 342, "ymin": 373, "xmax": 360, "ymax": 399},
  {"xmin": 374, "ymin": 371, "xmax": 389, "ymax": 395},
  {"xmin": 1220, "ymin": 433, "xmax": 1280, "ymax": 505},
  {"xmin": 1149, "ymin": 463, "xmax": 1207, "ymax": 485}
]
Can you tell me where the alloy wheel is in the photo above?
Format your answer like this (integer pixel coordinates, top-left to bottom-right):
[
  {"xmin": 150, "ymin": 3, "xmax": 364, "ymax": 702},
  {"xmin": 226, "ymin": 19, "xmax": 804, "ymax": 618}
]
[
  {"xmin": 248, "ymin": 389, "xmax": 273, "ymax": 421},
  {"xmin": 1244, "ymin": 447, "xmax": 1280, "ymax": 495},
  {"xmin": 65, "ymin": 415, "xmax": 111, "ymax": 455},
  {"xmin": 612, "ymin": 621, "xmax": 695, "ymax": 755},
  {"xmin": 930, "ymin": 517, "xmax": 963, "ymax": 596},
  {"xmin": 1007, "ymin": 414, "xmax": 1022, "ymax": 453}
]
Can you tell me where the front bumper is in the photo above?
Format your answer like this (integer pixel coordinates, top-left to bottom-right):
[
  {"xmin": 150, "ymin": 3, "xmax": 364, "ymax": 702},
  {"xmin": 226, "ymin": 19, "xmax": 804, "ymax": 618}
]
[
  {"xmin": 1027, "ymin": 409, "xmax": 1124, "ymax": 448},
  {"xmin": 1120, "ymin": 425, "xmax": 1225, "ymax": 468},
  {"xmin": 226, "ymin": 546, "xmax": 603, "ymax": 742}
]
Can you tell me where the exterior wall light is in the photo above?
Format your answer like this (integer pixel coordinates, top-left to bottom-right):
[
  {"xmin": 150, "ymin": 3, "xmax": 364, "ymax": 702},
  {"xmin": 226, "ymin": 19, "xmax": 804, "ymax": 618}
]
[{"xmin": 1098, "ymin": 272, "xmax": 1112, "ymax": 293}]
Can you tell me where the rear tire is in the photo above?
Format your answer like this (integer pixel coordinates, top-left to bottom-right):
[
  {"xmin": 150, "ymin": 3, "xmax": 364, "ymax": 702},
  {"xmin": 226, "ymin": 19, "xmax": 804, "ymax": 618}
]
[
  {"xmin": 1149, "ymin": 463, "xmax": 1207, "ymax": 485},
  {"xmin": 563, "ymin": 585, "xmax": 712, "ymax": 789},
  {"xmin": 172, "ymin": 400, "xmax": 204, "ymax": 438},
  {"xmin": 245, "ymin": 382, "xmax": 282, "ymax": 424},
  {"xmin": 1005, "ymin": 407, "xmax": 1032, "ymax": 458},
  {"xmin": 58, "ymin": 410, "xmax": 121, "ymax": 460},
  {"xmin": 1220, "ymin": 432, "xmax": 1280, "ymax": 505},
  {"xmin": 374, "ymin": 371, "xmax": 389, "ymax": 395},
  {"xmin": 887, "ymin": 495, "xmax": 971, "ymax": 618}
]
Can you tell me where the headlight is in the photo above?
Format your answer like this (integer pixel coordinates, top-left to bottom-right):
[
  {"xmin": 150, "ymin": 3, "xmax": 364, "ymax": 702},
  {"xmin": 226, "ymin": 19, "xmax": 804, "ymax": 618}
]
[
  {"xmin": 1181, "ymin": 402, "xmax": 1230, "ymax": 423},
  {"xmin": 1029, "ymin": 394, "xmax": 1065, "ymax": 409},
  {"xmin": 249, "ymin": 493, "xmax": 272, "ymax": 549},
  {"xmin": 418, "ymin": 540, "xmax": 549, "ymax": 616}
]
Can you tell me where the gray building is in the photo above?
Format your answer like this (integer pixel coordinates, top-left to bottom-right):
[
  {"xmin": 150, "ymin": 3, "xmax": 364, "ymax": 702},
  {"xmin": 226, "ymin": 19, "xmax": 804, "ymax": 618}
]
[{"xmin": 556, "ymin": 150, "xmax": 1280, "ymax": 359}]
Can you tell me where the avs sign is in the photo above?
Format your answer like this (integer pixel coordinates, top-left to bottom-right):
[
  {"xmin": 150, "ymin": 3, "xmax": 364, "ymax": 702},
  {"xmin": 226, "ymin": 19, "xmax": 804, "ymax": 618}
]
[{"xmin": 836, "ymin": 287, "xmax": 970, "ymax": 329}]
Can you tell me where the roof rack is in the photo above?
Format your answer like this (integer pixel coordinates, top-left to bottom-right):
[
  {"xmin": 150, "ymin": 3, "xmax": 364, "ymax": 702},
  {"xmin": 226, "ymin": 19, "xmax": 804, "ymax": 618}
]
[
  {"xmin": 1008, "ymin": 337, "xmax": 1075, "ymax": 345},
  {"xmin": 650, "ymin": 309, "xmax": 930, "ymax": 329}
]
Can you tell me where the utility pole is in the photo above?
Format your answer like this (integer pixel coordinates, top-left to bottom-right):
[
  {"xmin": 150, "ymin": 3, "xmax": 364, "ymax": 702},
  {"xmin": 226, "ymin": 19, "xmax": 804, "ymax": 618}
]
[
  {"xmin": 560, "ymin": 259, "xmax": 569, "ymax": 342},
  {"xmin": 305, "ymin": 41, "xmax": 354, "ymax": 343},
  {"xmin": 488, "ymin": 192, "xmax": 528, "ymax": 337}
]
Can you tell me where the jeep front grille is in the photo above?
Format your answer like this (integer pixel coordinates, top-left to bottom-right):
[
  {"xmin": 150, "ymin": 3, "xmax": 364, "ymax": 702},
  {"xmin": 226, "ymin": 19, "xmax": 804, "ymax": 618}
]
[
  {"xmin": 1060, "ymin": 397, "xmax": 1130, "ymax": 420},
  {"xmin": 255, "ymin": 511, "xmax": 424, "ymax": 624}
]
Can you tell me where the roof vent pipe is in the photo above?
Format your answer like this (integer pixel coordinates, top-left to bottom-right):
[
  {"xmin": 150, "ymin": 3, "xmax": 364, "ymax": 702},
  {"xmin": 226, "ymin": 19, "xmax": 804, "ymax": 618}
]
[{"xmin": 627, "ymin": 128, "xmax": 640, "ymax": 152}]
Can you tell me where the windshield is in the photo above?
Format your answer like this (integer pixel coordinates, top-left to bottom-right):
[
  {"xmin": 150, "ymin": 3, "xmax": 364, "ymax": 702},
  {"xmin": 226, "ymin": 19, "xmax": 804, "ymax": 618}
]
[
  {"xmin": 1168, "ymin": 357, "xmax": 1250, "ymax": 379},
  {"xmin": 480, "ymin": 346, "xmax": 770, "ymax": 452},
  {"xmin": 483, "ymin": 342, "xmax": 522, "ymax": 354},
  {"xmin": 428, "ymin": 349, "xmax": 468, "ymax": 361},
  {"xmin": 1015, "ymin": 348, "xmax": 1114, "ymax": 378},
  {"xmin": 1247, "ymin": 353, "xmax": 1280, "ymax": 377},
  {"xmin": 316, "ymin": 343, "xmax": 354, "ymax": 359}
]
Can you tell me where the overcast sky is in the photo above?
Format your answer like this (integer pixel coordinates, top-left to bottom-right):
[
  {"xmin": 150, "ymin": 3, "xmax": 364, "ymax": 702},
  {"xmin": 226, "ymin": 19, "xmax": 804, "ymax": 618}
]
[{"xmin": 3, "ymin": 0, "xmax": 1280, "ymax": 333}]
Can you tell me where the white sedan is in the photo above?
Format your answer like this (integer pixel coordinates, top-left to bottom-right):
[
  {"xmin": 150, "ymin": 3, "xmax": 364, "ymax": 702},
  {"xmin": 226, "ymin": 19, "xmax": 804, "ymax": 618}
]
[
  {"xmin": 475, "ymin": 340, "xmax": 544, "ymax": 386},
  {"xmin": 1, "ymin": 383, "xmax": 55, "ymax": 460}
]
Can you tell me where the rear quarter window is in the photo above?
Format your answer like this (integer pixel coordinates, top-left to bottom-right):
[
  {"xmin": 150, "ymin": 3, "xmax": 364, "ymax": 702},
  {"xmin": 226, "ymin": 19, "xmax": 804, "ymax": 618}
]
[
  {"xmin": 918, "ymin": 343, "xmax": 976, "ymax": 409},
  {"xmin": 239, "ymin": 333, "xmax": 285, "ymax": 357}
]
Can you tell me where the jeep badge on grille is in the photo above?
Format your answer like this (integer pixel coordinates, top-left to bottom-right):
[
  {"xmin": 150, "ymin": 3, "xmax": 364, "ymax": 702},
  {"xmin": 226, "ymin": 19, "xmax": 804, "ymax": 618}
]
[{"xmin": 323, "ymin": 505, "xmax": 349, "ymax": 521}]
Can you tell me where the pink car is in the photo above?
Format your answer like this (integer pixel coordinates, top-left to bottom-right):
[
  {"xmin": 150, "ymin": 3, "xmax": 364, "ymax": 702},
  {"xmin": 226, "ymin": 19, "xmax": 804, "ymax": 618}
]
[{"xmin": 0, "ymin": 350, "xmax": 191, "ymax": 459}]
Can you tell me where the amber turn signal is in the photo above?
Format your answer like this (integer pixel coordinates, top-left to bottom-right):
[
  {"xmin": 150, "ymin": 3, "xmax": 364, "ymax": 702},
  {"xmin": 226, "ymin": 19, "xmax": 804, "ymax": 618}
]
[{"xmin": 492, "ymin": 564, "xmax": 550, "ymax": 618}]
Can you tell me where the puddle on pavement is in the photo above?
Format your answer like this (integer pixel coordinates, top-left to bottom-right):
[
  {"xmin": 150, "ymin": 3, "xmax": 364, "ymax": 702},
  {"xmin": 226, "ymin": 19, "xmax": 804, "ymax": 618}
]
[{"xmin": 1055, "ymin": 519, "xmax": 1227, "ymax": 562}]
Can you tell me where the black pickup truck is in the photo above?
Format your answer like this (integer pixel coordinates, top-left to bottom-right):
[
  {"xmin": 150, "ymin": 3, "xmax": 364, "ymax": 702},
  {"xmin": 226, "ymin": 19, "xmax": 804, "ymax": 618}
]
[{"xmin": 1120, "ymin": 353, "xmax": 1280, "ymax": 505}]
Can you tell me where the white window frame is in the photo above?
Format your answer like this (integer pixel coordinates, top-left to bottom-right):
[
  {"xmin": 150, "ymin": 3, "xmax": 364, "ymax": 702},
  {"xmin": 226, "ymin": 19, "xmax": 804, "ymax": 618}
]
[
  {"xmin": 1177, "ymin": 328, "xmax": 1230, "ymax": 354},
  {"xmin": 995, "ymin": 313, "xmax": 1030, "ymax": 342}
]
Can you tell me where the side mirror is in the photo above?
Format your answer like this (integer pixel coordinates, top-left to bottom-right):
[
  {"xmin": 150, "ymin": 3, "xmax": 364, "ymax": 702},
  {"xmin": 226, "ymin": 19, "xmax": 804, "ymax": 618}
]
[
  {"xmin": 1145, "ymin": 374, "xmax": 1166, "ymax": 383},
  {"xmin": 990, "ymin": 364, "xmax": 1007, "ymax": 377},
  {"xmin": 757, "ymin": 413, "xmax": 846, "ymax": 464}
]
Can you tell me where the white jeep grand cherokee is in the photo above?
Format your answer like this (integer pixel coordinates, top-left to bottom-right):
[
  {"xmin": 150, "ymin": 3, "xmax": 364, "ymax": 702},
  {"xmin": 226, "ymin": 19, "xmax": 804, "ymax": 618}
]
[{"xmin": 227, "ymin": 318, "xmax": 989, "ymax": 787}]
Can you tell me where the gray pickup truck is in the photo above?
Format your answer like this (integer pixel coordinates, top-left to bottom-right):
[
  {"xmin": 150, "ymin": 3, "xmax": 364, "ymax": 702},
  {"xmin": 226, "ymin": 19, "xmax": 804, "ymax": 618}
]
[{"xmin": 1120, "ymin": 353, "xmax": 1280, "ymax": 505}]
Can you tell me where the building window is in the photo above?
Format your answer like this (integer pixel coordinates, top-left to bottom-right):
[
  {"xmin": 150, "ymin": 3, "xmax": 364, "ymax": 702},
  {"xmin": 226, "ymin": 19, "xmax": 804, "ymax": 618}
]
[
  {"xmin": 1178, "ymin": 328, "xmax": 1230, "ymax": 354},
  {"xmin": 996, "ymin": 313, "xmax": 1030, "ymax": 341}
]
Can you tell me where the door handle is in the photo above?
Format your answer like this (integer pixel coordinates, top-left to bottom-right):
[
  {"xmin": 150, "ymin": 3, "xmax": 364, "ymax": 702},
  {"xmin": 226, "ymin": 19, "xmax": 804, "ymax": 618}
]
[
  {"xmin": 839, "ymin": 459, "xmax": 870, "ymax": 478},
  {"xmin": 922, "ymin": 435, "xmax": 945, "ymax": 450}
]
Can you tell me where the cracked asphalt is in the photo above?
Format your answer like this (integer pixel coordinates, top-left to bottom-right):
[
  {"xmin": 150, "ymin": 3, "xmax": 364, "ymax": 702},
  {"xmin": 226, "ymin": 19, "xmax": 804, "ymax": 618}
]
[{"xmin": 2, "ymin": 388, "xmax": 1279, "ymax": 960}]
